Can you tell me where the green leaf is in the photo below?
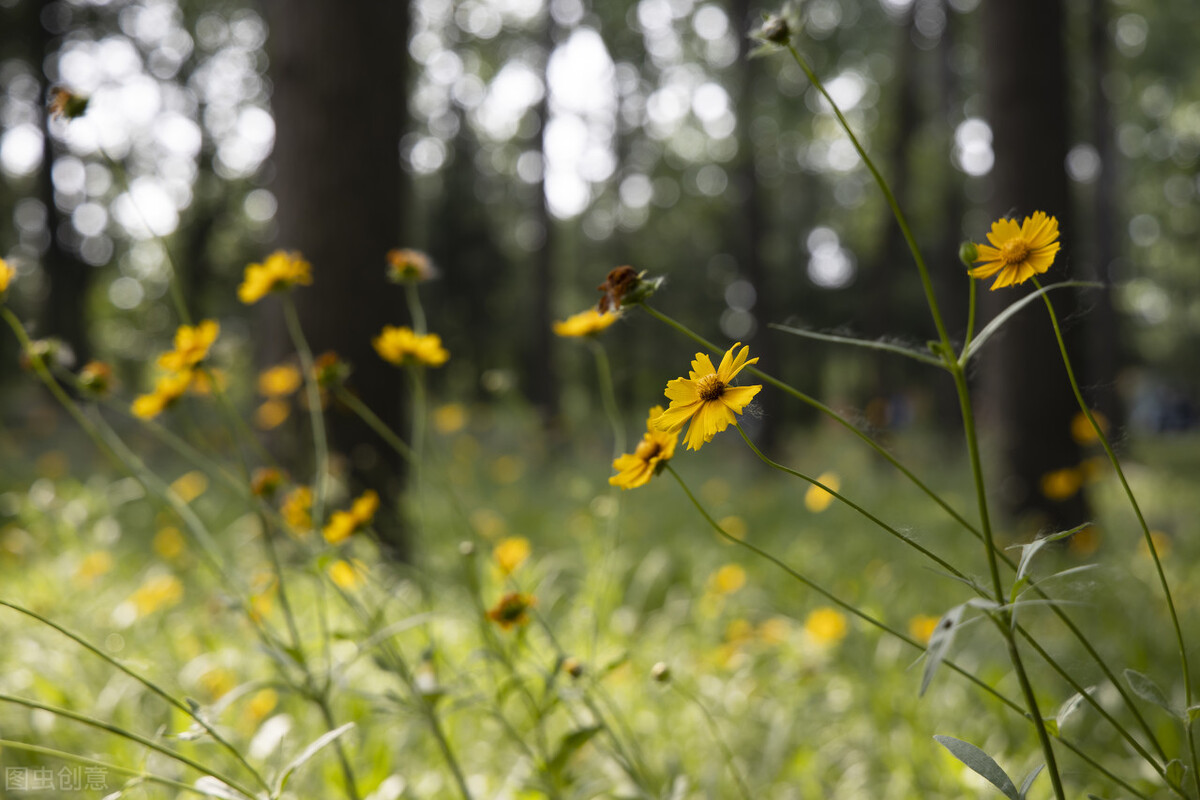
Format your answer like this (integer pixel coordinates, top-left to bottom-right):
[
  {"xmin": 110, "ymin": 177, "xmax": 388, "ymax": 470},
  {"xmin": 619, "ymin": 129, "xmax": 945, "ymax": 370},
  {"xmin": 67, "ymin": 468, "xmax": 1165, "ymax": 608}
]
[
  {"xmin": 192, "ymin": 777, "xmax": 250, "ymax": 800},
  {"xmin": 769, "ymin": 324, "xmax": 944, "ymax": 367},
  {"xmin": 548, "ymin": 725, "xmax": 602, "ymax": 775},
  {"xmin": 1124, "ymin": 669, "xmax": 1177, "ymax": 716},
  {"xmin": 1166, "ymin": 759, "xmax": 1187, "ymax": 788},
  {"xmin": 1018, "ymin": 764, "xmax": 1044, "ymax": 799},
  {"xmin": 920, "ymin": 604, "xmax": 966, "ymax": 697},
  {"xmin": 1187, "ymin": 705, "xmax": 1200, "ymax": 723},
  {"xmin": 273, "ymin": 722, "xmax": 355, "ymax": 795},
  {"xmin": 934, "ymin": 735, "xmax": 1019, "ymax": 800},
  {"xmin": 1041, "ymin": 718, "xmax": 1058, "ymax": 738},
  {"xmin": 1055, "ymin": 690, "xmax": 1092, "ymax": 733},
  {"xmin": 961, "ymin": 280, "xmax": 1103, "ymax": 365}
]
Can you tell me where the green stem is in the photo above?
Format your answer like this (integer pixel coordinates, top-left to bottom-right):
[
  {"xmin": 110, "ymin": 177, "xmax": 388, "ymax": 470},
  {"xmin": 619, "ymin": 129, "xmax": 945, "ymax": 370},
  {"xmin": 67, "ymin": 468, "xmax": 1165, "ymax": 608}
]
[
  {"xmin": 283, "ymin": 295, "xmax": 330, "ymax": 532},
  {"xmin": 405, "ymin": 281, "xmax": 428, "ymax": 336},
  {"xmin": 315, "ymin": 697, "xmax": 362, "ymax": 800},
  {"xmin": 670, "ymin": 682, "xmax": 753, "ymax": 800},
  {"xmin": 589, "ymin": 339, "xmax": 625, "ymax": 458},
  {"xmin": 0, "ymin": 600, "xmax": 268, "ymax": 792},
  {"xmin": 0, "ymin": 694, "xmax": 259, "ymax": 800},
  {"xmin": 334, "ymin": 386, "xmax": 416, "ymax": 462},
  {"xmin": 785, "ymin": 44, "xmax": 951, "ymax": 349},
  {"xmin": 961, "ymin": 275, "xmax": 979, "ymax": 358},
  {"xmin": 1033, "ymin": 276, "xmax": 1198, "ymax": 797}
]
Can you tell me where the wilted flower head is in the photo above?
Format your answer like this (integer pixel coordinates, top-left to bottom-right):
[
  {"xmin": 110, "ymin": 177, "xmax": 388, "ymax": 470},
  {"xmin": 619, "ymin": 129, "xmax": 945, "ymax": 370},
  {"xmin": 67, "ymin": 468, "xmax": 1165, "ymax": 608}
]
[
  {"xmin": 77, "ymin": 361, "xmax": 115, "ymax": 396},
  {"xmin": 487, "ymin": 592, "xmax": 536, "ymax": 630},
  {"xmin": 313, "ymin": 351, "xmax": 351, "ymax": 388},
  {"xmin": 238, "ymin": 250, "xmax": 312, "ymax": 304},
  {"xmin": 48, "ymin": 87, "xmax": 89, "ymax": 119},
  {"xmin": 250, "ymin": 467, "xmax": 287, "ymax": 498},
  {"xmin": 373, "ymin": 326, "xmax": 449, "ymax": 368},
  {"xmin": 596, "ymin": 265, "xmax": 660, "ymax": 312},
  {"xmin": 386, "ymin": 248, "xmax": 436, "ymax": 283}
]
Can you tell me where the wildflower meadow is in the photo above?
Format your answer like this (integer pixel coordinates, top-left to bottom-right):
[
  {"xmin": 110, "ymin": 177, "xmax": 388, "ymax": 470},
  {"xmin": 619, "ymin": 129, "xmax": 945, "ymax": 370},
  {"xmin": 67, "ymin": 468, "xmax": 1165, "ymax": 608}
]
[{"xmin": 2, "ymin": 1, "xmax": 1199, "ymax": 799}]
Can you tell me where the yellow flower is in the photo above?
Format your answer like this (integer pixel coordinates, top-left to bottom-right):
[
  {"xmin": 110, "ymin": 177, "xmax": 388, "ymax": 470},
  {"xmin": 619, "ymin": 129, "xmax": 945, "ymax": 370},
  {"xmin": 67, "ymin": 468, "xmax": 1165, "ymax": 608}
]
[
  {"xmin": 1070, "ymin": 409, "xmax": 1109, "ymax": 445},
  {"xmin": 804, "ymin": 472, "xmax": 840, "ymax": 513},
  {"xmin": 75, "ymin": 551, "xmax": 113, "ymax": 585},
  {"xmin": 386, "ymin": 248, "xmax": 435, "ymax": 282},
  {"xmin": 258, "ymin": 364, "xmax": 302, "ymax": 397},
  {"xmin": 373, "ymin": 325, "xmax": 450, "ymax": 367},
  {"xmin": 493, "ymin": 536, "xmax": 531, "ymax": 575},
  {"xmin": 804, "ymin": 607, "xmax": 848, "ymax": 645},
  {"xmin": 758, "ymin": 616, "xmax": 791, "ymax": 645},
  {"xmin": 327, "ymin": 559, "xmax": 368, "ymax": 590},
  {"xmin": 255, "ymin": 399, "xmax": 290, "ymax": 430},
  {"xmin": 322, "ymin": 489, "xmax": 380, "ymax": 544},
  {"xmin": 654, "ymin": 343, "xmax": 761, "ymax": 451},
  {"xmin": 710, "ymin": 563, "xmax": 746, "ymax": 595},
  {"xmin": 281, "ymin": 486, "xmax": 313, "ymax": 534},
  {"xmin": 610, "ymin": 405, "xmax": 678, "ymax": 489},
  {"xmin": 157, "ymin": 320, "xmax": 220, "ymax": 371},
  {"xmin": 238, "ymin": 250, "xmax": 312, "ymax": 304},
  {"xmin": 247, "ymin": 689, "xmax": 278, "ymax": 723},
  {"xmin": 153, "ymin": 526, "xmax": 186, "ymax": 560},
  {"xmin": 434, "ymin": 403, "xmax": 467, "ymax": 434},
  {"xmin": 131, "ymin": 573, "xmax": 184, "ymax": 615},
  {"xmin": 170, "ymin": 470, "xmax": 208, "ymax": 503},
  {"xmin": 1139, "ymin": 530, "xmax": 1172, "ymax": 560},
  {"xmin": 487, "ymin": 592, "xmax": 536, "ymax": 630},
  {"xmin": 908, "ymin": 614, "xmax": 940, "ymax": 645},
  {"xmin": 1041, "ymin": 466, "xmax": 1082, "ymax": 501},
  {"xmin": 969, "ymin": 211, "xmax": 1061, "ymax": 290},
  {"xmin": 0, "ymin": 258, "xmax": 14, "ymax": 297},
  {"xmin": 131, "ymin": 370, "xmax": 194, "ymax": 419},
  {"xmin": 78, "ymin": 360, "xmax": 114, "ymax": 395},
  {"xmin": 553, "ymin": 308, "xmax": 621, "ymax": 338},
  {"xmin": 250, "ymin": 468, "xmax": 286, "ymax": 498}
]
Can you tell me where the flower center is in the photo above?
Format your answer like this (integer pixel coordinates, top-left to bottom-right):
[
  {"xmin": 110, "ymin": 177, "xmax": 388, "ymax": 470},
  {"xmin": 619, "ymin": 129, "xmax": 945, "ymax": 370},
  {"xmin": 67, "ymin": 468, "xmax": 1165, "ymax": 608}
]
[
  {"xmin": 697, "ymin": 374, "xmax": 726, "ymax": 402},
  {"xmin": 1000, "ymin": 238, "xmax": 1030, "ymax": 265},
  {"xmin": 634, "ymin": 439, "xmax": 661, "ymax": 461}
]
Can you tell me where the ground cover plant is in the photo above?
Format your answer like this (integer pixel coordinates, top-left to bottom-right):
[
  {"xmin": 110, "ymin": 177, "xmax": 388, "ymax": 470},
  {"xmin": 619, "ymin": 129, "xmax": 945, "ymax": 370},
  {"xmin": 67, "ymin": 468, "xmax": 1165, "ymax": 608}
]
[{"xmin": 2, "ymin": 5, "xmax": 1199, "ymax": 800}]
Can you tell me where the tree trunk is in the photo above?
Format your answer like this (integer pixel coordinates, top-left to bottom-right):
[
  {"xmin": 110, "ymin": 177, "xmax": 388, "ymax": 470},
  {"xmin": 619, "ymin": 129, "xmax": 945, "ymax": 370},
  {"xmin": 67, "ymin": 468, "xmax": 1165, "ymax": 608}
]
[
  {"xmin": 979, "ymin": 0, "xmax": 1088, "ymax": 532},
  {"xmin": 262, "ymin": 0, "xmax": 410, "ymax": 555}
]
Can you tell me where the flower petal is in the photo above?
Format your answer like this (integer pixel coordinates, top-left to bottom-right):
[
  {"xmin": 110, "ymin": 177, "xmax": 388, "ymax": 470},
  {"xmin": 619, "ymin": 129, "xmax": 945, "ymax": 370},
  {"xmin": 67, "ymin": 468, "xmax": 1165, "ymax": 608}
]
[
  {"xmin": 655, "ymin": 402, "xmax": 700, "ymax": 432},
  {"xmin": 986, "ymin": 218, "xmax": 1021, "ymax": 248},
  {"xmin": 720, "ymin": 384, "xmax": 761, "ymax": 414},
  {"xmin": 688, "ymin": 353, "xmax": 716, "ymax": 381}
]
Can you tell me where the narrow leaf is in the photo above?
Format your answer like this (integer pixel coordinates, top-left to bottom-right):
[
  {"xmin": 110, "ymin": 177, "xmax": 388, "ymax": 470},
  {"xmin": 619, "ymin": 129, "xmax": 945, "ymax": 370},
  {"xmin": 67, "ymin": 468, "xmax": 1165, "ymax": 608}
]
[
  {"xmin": 1013, "ymin": 524, "xmax": 1092, "ymax": 585},
  {"xmin": 769, "ymin": 324, "xmax": 944, "ymax": 366},
  {"xmin": 192, "ymin": 777, "xmax": 249, "ymax": 800},
  {"xmin": 274, "ymin": 722, "xmax": 355, "ymax": 794},
  {"xmin": 1166, "ymin": 759, "xmax": 1187, "ymax": 788},
  {"xmin": 934, "ymin": 735, "xmax": 1020, "ymax": 800},
  {"xmin": 1187, "ymin": 705, "xmax": 1200, "ymax": 723},
  {"xmin": 920, "ymin": 604, "xmax": 966, "ymax": 697},
  {"xmin": 1124, "ymin": 669, "xmax": 1177, "ymax": 716},
  {"xmin": 1055, "ymin": 689, "xmax": 1092, "ymax": 731},
  {"xmin": 548, "ymin": 725, "xmax": 602, "ymax": 774},
  {"xmin": 962, "ymin": 281, "xmax": 1103, "ymax": 365},
  {"xmin": 1019, "ymin": 764, "xmax": 1045, "ymax": 799}
]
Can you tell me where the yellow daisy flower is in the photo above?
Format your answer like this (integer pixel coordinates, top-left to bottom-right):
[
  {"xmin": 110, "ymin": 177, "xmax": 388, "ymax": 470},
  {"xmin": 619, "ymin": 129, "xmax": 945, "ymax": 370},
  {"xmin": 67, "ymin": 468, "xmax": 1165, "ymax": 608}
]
[
  {"xmin": 654, "ymin": 343, "xmax": 762, "ymax": 451},
  {"xmin": 0, "ymin": 258, "xmax": 14, "ymax": 297},
  {"xmin": 238, "ymin": 250, "xmax": 313, "ymax": 304},
  {"xmin": 969, "ymin": 211, "xmax": 1061, "ymax": 290},
  {"xmin": 131, "ymin": 370, "xmax": 194, "ymax": 419},
  {"xmin": 610, "ymin": 405, "xmax": 678, "ymax": 489},
  {"xmin": 157, "ymin": 320, "xmax": 219, "ymax": 372},
  {"xmin": 553, "ymin": 308, "xmax": 620, "ymax": 338},
  {"xmin": 804, "ymin": 472, "xmax": 840, "ymax": 513},
  {"xmin": 257, "ymin": 364, "xmax": 302, "ymax": 397},
  {"xmin": 373, "ymin": 325, "xmax": 449, "ymax": 367},
  {"xmin": 281, "ymin": 486, "xmax": 313, "ymax": 533},
  {"xmin": 493, "ymin": 536, "xmax": 532, "ymax": 575},
  {"xmin": 487, "ymin": 592, "xmax": 536, "ymax": 630},
  {"xmin": 804, "ymin": 607, "xmax": 848, "ymax": 644},
  {"xmin": 322, "ymin": 489, "xmax": 380, "ymax": 544}
]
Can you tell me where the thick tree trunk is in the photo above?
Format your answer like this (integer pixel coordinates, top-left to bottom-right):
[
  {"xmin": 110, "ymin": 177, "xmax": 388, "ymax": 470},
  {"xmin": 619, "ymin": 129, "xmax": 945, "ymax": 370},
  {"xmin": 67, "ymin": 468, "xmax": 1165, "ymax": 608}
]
[
  {"xmin": 262, "ymin": 0, "xmax": 409, "ymax": 555},
  {"xmin": 979, "ymin": 0, "xmax": 1088, "ymax": 531}
]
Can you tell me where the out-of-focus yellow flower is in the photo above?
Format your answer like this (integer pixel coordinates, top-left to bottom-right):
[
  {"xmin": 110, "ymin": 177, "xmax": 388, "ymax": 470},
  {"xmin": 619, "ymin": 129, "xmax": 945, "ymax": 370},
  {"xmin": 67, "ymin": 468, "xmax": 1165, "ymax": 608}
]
[
  {"xmin": 969, "ymin": 211, "xmax": 1061, "ymax": 290},
  {"xmin": 804, "ymin": 472, "xmax": 840, "ymax": 513},
  {"xmin": 655, "ymin": 343, "xmax": 761, "ymax": 451},
  {"xmin": 717, "ymin": 515, "xmax": 747, "ymax": 541},
  {"xmin": 1070, "ymin": 409, "xmax": 1110, "ymax": 445},
  {"xmin": 908, "ymin": 614, "xmax": 940, "ymax": 645},
  {"xmin": 158, "ymin": 320, "xmax": 220, "ymax": 372},
  {"xmin": 323, "ymin": 489, "xmax": 380, "ymax": 544},
  {"xmin": 246, "ymin": 689, "xmax": 278, "ymax": 723},
  {"xmin": 470, "ymin": 509, "xmax": 507, "ymax": 539},
  {"xmin": 710, "ymin": 563, "xmax": 746, "ymax": 595},
  {"xmin": 131, "ymin": 573, "xmax": 184, "ymax": 615},
  {"xmin": 131, "ymin": 370, "xmax": 194, "ymax": 419},
  {"xmin": 611, "ymin": 405, "xmax": 677, "ymax": 490},
  {"xmin": 281, "ymin": 486, "xmax": 313, "ymax": 534},
  {"xmin": 553, "ymin": 308, "xmax": 620, "ymax": 338},
  {"xmin": 153, "ymin": 526, "xmax": 186, "ymax": 560},
  {"xmin": 250, "ymin": 468, "xmax": 286, "ymax": 498},
  {"xmin": 434, "ymin": 403, "xmax": 467, "ymax": 434},
  {"xmin": 386, "ymin": 248, "xmax": 435, "ymax": 282},
  {"xmin": 255, "ymin": 399, "xmax": 290, "ymax": 430},
  {"xmin": 238, "ymin": 251, "xmax": 312, "ymax": 304},
  {"xmin": 1139, "ymin": 530, "xmax": 1172, "ymax": 560},
  {"xmin": 188, "ymin": 368, "xmax": 227, "ymax": 396},
  {"xmin": 327, "ymin": 559, "xmax": 368, "ymax": 590},
  {"xmin": 493, "ymin": 536, "xmax": 531, "ymax": 575},
  {"xmin": 373, "ymin": 325, "xmax": 449, "ymax": 368},
  {"xmin": 170, "ymin": 471, "xmax": 208, "ymax": 503},
  {"xmin": 487, "ymin": 592, "xmax": 535, "ymax": 630},
  {"xmin": 1068, "ymin": 525, "xmax": 1101, "ymax": 556},
  {"xmin": 75, "ymin": 551, "xmax": 113, "ymax": 585},
  {"xmin": 78, "ymin": 360, "xmax": 114, "ymax": 395},
  {"xmin": 0, "ymin": 258, "xmax": 13, "ymax": 297},
  {"xmin": 804, "ymin": 607, "xmax": 848, "ymax": 645},
  {"xmin": 1041, "ymin": 467, "xmax": 1082, "ymax": 501},
  {"xmin": 1079, "ymin": 456, "xmax": 1106, "ymax": 483},
  {"xmin": 258, "ymin": 364, "xmax": 302, "ymax": 397},
  {"xmin": 758, "ymin": 616, "xmax": 791, "ymax": 645},
  {"xmin": 200, "ymin": 668, "xmax": 236, "ymax": 699}
]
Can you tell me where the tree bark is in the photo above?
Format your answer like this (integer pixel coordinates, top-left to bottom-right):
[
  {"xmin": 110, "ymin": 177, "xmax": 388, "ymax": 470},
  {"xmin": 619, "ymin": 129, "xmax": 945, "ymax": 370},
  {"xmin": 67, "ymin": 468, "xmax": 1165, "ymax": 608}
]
[
  {"xmin": 262, "ymin": 0, "xmax": 410, "ymax": 555},
  {"xmin": 979, "ymin": 0, "xmax": 1088, "ymax": 531}
]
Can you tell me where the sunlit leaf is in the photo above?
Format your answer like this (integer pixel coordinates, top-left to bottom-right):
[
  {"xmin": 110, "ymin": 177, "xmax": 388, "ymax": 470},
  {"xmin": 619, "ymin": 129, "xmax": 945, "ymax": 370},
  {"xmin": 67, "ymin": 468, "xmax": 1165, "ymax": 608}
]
[
  {"xmin": 273, "ymin": 722, "xmax": 355, "ymax": 795},
  {"xmin": 920, "ymin": 604, "xmax": 965, "ymax": 697},
  {"xmin": 934, "ymin": 735, "xmax": 1019, "ymax": 800},
  {"xmin": 1019, "ymin": 764, "xmax": 1044, "ymax": 799}
]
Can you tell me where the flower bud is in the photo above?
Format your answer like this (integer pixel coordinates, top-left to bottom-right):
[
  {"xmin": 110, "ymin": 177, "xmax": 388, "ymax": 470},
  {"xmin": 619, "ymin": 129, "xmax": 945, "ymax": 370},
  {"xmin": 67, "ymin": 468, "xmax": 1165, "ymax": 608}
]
[
  {"xmin": 562, "ymin": 656, "xmax": 584, "ymax": 679},
  {"xmin": 650, "ymin": 662, "xmax": 671, "ymax": 683},
  {"xmin": 958, "ymin": 241, "xmax": 979, "ymax": 268},
  {"xmin": 755, "ymin": 15, "xmax": 790, "ymax": 44},
  {"xmin": 78, "ymin": 361, "xmax": 115, "ymax": 396}
]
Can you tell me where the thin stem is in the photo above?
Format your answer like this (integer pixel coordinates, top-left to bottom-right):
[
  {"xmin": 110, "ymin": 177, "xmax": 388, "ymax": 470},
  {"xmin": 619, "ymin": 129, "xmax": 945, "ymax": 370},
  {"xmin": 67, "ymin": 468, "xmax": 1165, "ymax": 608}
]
[
  {"xmin": 405, "ymin": 281, "xmax": 428, "ymax": 336},
  {"xmin": 1033, "ymin": 276, "xmax": 1198, "ymax": 796},
  {"xmin": 334, "ymin": 386, "xmax": 416, "ymax": 462},
  {"xmin": 0, "ymin": 694, "xmax": 259, "ymax": 800},
  {"xmin": 589, "ymin": 339, "xmax": 625, "ymax": 458},
  {"xmin": 316, "ymin": 697, "xmax": 362, "ymax": 800},
  {"xmin": 283, "ymin": 295, "xmax": 330, "ymax": 531},
  {"xmin": 961, "ymin": 275, "xmax": 979, "ymax": 359},
  {"xmin": 670, "ymin": 682, "xmax": 753, "ymax": 800},
  {"xmin": 785, "ymin": 44, "xmax": 952, "ymax": 350},
  {"xmin": 587, "ymin": 338, "xmax": 625, "ymax": 663}
]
